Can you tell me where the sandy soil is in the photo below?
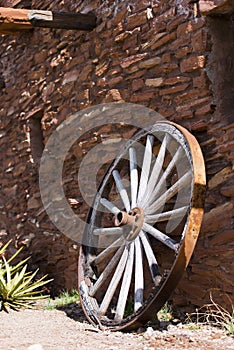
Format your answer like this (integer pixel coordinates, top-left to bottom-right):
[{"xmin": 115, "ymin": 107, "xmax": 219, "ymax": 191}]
[{"xmin": 0, "ymin": 304, "xmax": 233, "ymax": 350}]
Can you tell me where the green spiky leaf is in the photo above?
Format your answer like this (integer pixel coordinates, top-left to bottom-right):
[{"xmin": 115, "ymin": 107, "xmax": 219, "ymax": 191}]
[{"xmin": 0, "ymin": 243, "xmax": 52, "ymax": 311}]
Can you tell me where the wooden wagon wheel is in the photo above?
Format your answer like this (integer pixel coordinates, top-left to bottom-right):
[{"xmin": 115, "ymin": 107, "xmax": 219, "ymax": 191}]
[{"xmin": 78, "ymin": 121, "xmax": 206, "ymax": 331}]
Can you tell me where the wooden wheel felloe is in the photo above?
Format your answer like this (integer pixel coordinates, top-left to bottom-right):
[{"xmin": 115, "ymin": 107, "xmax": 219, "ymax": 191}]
[{"xmin": 78, "ymin": 121, "xmax": 206, "ymax": 331}]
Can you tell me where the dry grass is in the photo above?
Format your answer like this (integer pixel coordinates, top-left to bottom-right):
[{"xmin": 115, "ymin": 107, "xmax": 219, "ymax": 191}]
[{"xmin": 186, "ymin": 292, "xmax": 234, "ymax": 335}]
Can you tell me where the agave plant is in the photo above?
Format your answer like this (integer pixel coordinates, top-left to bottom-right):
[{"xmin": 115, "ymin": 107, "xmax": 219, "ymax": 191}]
[{"xmin": 0, "ymin": 241, "xmax": 52, "ymax": 312}]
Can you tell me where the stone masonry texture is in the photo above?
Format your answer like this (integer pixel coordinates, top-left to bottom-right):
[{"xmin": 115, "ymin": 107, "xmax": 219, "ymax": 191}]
[{"xmin": 0, "ymin": 0, "xmax": 233, "ymax": 311}]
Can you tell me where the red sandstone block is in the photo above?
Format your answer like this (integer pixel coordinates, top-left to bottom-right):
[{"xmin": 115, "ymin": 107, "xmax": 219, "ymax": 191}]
[
  {"xmin": 138, "ymin": 56, "xmax": 161, "ymax": 68},
  {"xmin": 210, "ymin": 229, "xmax": 234, "ymax": 245},
  {"xmin": 103, "ymin": 89, "xmax": 123, "ymax": 103},
  {"xmin": 107, "ymin": 76, "xmax": 123, "ymax": 88},
  {"xmin": 170, "ymin": 34, "xmax": 191, "ymax": 51},
  {"xmin": 122, "ymin": 35, "xmax": 138, "ymax": 51},
  {"xmin": 195, "ymin": 103, "xmax": 213, "ymax": 116},
  {"xmin": 151, "ymin": 62, "xmax": 178, "ymax": 75},
  {"xmin": 126, "ymin": 10, "xmax": 148, "ymax": 30},
  {"xmin": 165, "ymin": 76, "xmax": 190, "ymax": 85},
  {"xmin": 167, "ymin": 14, "xmax": 189, "ymax": 32},
  {"xmin": 111, "ymin": 8, "xmax": 128, "ymax": 26},
  {"xmin": 65, "ymin": 55, "xmax": 84, "ymax": 69},
  {"xmin": 218, "ymin": 140, "xmax": 234, "ymax": 153},
  {"xmin": 192, "ymin": 29, "xmax": 208, "ymax": 52},
  {"xmin": 159, "ymin": 83, "xmax": 190, "ymax": 96},
  {"xmin": 190, "ymin": 120, "xmax": 208, "ymax": 131},
  {"xmin": 34, "ymin": 50, "xmax": 47, "ymax": 65},
  {"xmin": 161, "ymin": 52, "xmax": 171, "ymax": 63},
  {"xmin": 157, "ymin": 106, "xmax": 175, "ymax": 118},
  {"xmin": 176, "ymin": 96, "xmax": 211, "ymax": 111},
  {"xmin": 132, "ymin": 79, "xmax": 144, "ymax": 91},
  {"xmin": 113, "ymin": 23, "xmax": 124, "ymax": 37},
  {"xmin": 115, "ymin": 31, "xmax": 131, "ymax": 43},
  {"xmin": 156, "ymin": 7, "xmax": 177, "ymax": 23},
  {"xmin": 79, "ymin": 64, "xmax": 93, "ymax": 81},
  {"xmin": 130, "ymin": 90, "xmax": 155, "ymax": 103},
  {"xmin": 120, "ymin": 53, "xmax": 148, "ymax": 69},
  {"xmin": 151, "ymin": 32, "xmax": 176, "ymax": 50},
  {"xmin": 145, "ymin": 78, "xmax": 164, "ymax": 87},
  {"xmin": 193, "ymin": 72, "xmax": 209, "ymax": 89},
  {"xmin": 95, "ymin": 61, "xmax": 109, "ymax": 76},
  {"xmin": 202, "ymin": 202, "xmax": 234, "ymax": 233},
  {"xmin": 141, "ymin": 32, "xmax": 166, "ymax": 50},
  {"xmin": 177, "ymin": 17, "xmax": 205, "ymax": 37},
  {"xmin": 180, "ymin": 55, "xmax": 205, "ymax": 73},
  {"xmin": 175, "ymin": 46, "xmax": 192, "ymax": 59},
  {"xmin": 125, "ymin": 70, "xmax": 146, "ymax": 80}
]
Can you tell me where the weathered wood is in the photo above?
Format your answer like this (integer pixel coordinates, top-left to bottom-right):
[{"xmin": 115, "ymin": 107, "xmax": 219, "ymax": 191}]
[
  {"xmin": 115, "ymin": 243, "xmax": 134, "ymax": 321},
  {"xmin": 89, "ymin": 246, "xmax": 124, "ymax": 297},
  {"xmin": 29, "ymin": 10, "xmax": 97, "ymax": 30},
  {"xmin": 134, "ymin": 236, "xmax": 144, "ymax": 312},
  {"xmin": 113, "ymin": 170, "xmax": 131, "ymax": 212},
  {"xmin": 0, "ymin": 7, "xmax": 96, "ymax": 34},
  {"xmin": 139, "ymin": 231, "xmax": 161, "ymax": 285},
  {"xmin": 0, "ymin": 7, "xmax": 30, "ymax": 34},
  {"xmin": 99, "ymin": 246, "xmax": 128, "ymax": 316},
  {"xmin": 129, "ymin": 147, "xmax": 138, "ymax": 208},
  {"xmin": 137, "ymin": 135, "xmax": 154, "ymax": 202},
  {"xmin": 200, "ymin": 0, "xmax": 234, "ymax": 15}
]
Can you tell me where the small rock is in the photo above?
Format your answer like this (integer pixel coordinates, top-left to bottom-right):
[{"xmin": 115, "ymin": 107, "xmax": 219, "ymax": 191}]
[
  {"xmin": 27, "ymin": 345, "xmax": 44, "ymax": 350},
  {"xmin": 145, "ymin": 326, "xmax": 154, "ymax": 337}
]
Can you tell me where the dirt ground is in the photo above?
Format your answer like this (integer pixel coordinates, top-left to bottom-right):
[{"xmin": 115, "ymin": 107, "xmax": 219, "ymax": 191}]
[{"xmin": 0, "ymin": 303, "xmax": 233, "ymax": 350}]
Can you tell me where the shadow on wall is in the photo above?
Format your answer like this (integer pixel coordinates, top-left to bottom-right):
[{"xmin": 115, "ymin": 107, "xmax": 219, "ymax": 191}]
[{"xmin": 207, "ymin": 13, "xmax": 234, "ymax": 120}]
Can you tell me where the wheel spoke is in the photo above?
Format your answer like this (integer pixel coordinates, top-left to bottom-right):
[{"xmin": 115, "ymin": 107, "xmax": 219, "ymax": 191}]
[
  {"xmin": 140, "ymin": 134, "xmax": 169, "ymax": 207},
  {"xmin": 113, "ymin": 170, "xmax": 131, "ymax": 212},
  {"xmin": 139, "ymin": 231, "xmax": 161, "ymax": 286},
  {"xmin": 91, "ymin": 236, "xmax": 124, "ymax": 266},
  {"xmin": 137, "ymin": 135, "xmax": 154, "ymax": 203},
  {"xmin": 143, "ymin": 146, "xmax": 184, "ymax": 210},
  {"xmin": 89, "ymin": 246, "xmax": 125, "ymax": 297},
  {"xmin": 129, "ymin": 147, "xmax": 138, "ymax": 208},
  {"xmin": 99, "ymin": 246, "xmax": 129, "ymax": 316},
  {"xmin": 93, "ymin": 227, "xmax": 124, "ymax": 236},
  {"xmin": 115, "ymin": 243, "xmax": 134, "ymax": 321},
  {"xmin": 145, "ymin": 171, "xmax": 192, "ymax": 215},
  {"xmin": 134, "ymin": 236, "xmax": 144, "ymax": 312},
  {"xmin": 143, "ymin": 222, "xmax": 178, "ymax": 251},
  {"xmin": 145, "ymin": 206, "xmax": 188, "ymax": 224},
  {"xmin": 100, "ymin": 198, "xmax": 120, "ymax": 215}
]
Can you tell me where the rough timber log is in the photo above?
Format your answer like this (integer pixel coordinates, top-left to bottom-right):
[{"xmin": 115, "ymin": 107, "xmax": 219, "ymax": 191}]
[{"xmin": 0, "ymin": 7, "xmax": 97, "ymax": 34}]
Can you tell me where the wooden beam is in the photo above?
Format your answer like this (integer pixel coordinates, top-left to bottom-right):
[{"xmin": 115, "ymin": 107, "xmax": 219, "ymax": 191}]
[
  {"xmin": 200, "ymin": 0, "xmax": 234, "ymax": 16},
  {"xmin": 0, "ymin": 7, "xmax": 97, "ymax": 34}
]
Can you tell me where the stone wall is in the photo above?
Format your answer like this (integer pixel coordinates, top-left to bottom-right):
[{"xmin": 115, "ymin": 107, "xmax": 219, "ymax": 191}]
[{"xmin": 0, "ymin": 0, "xmax": 233, "ymax": 309}]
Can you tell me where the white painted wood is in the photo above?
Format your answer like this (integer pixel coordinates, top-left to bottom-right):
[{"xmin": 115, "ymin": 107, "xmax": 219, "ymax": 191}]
[
  {"xmin": 100, "ymin": 198, "xmax": 120, "ymax": 215},
  {"xmin": 93, "ymin": 227, "xmax": 123, "ymax": 236},
  {"xmin": 134, "ymin": 236, "xmax": 144, "ymax": 312},
  {"xmin": 129, "ymin": 147, "xmax": 138, "ymax": 208},
  {"xmin": 113, "ymin": 170, "xmax": 131, "ymax": 212},
  {"xmin": 139, "ymin": 231, "xmax": 161, "ymax": 285},
  {"xmin": 145, "ymin": 171, "xmax": 192, "ymax": 215},
  {"xmin": 143, "ymin": 146, "xmax": 183, "ymax": 210},
  {"xmin": 89, "ymin": 246, "xmax": 124, "ymax": 297},
  {"xmin": 99, "ymin": 246, "xmax": 129, "ymax": 315},
  {"xmin": 145, "ymin": 206, "xmax": 188, "ymax": 223},
  {"xmin": 143, "ymin": 223, "xmax": 178, "ymax": 251},
  {"xmin": 137, "ymin": 135, "xmax": 154, "ymax": 202},
  {"xmin": 91, "ymin": 236, "xmax": 124, "ymax": 265},
  {"xmin": 115, "ymin": 243, "xmax": 134, "ymax": 320},
  {"xmin": 140, "ymin": 134, "xmax": 168, "ymax": 207}
]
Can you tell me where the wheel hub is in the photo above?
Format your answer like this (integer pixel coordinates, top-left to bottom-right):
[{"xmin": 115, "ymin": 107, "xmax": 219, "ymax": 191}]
[{"xmin": 114, "ymin": 207, "xmax": 144, "ymax": 241}]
